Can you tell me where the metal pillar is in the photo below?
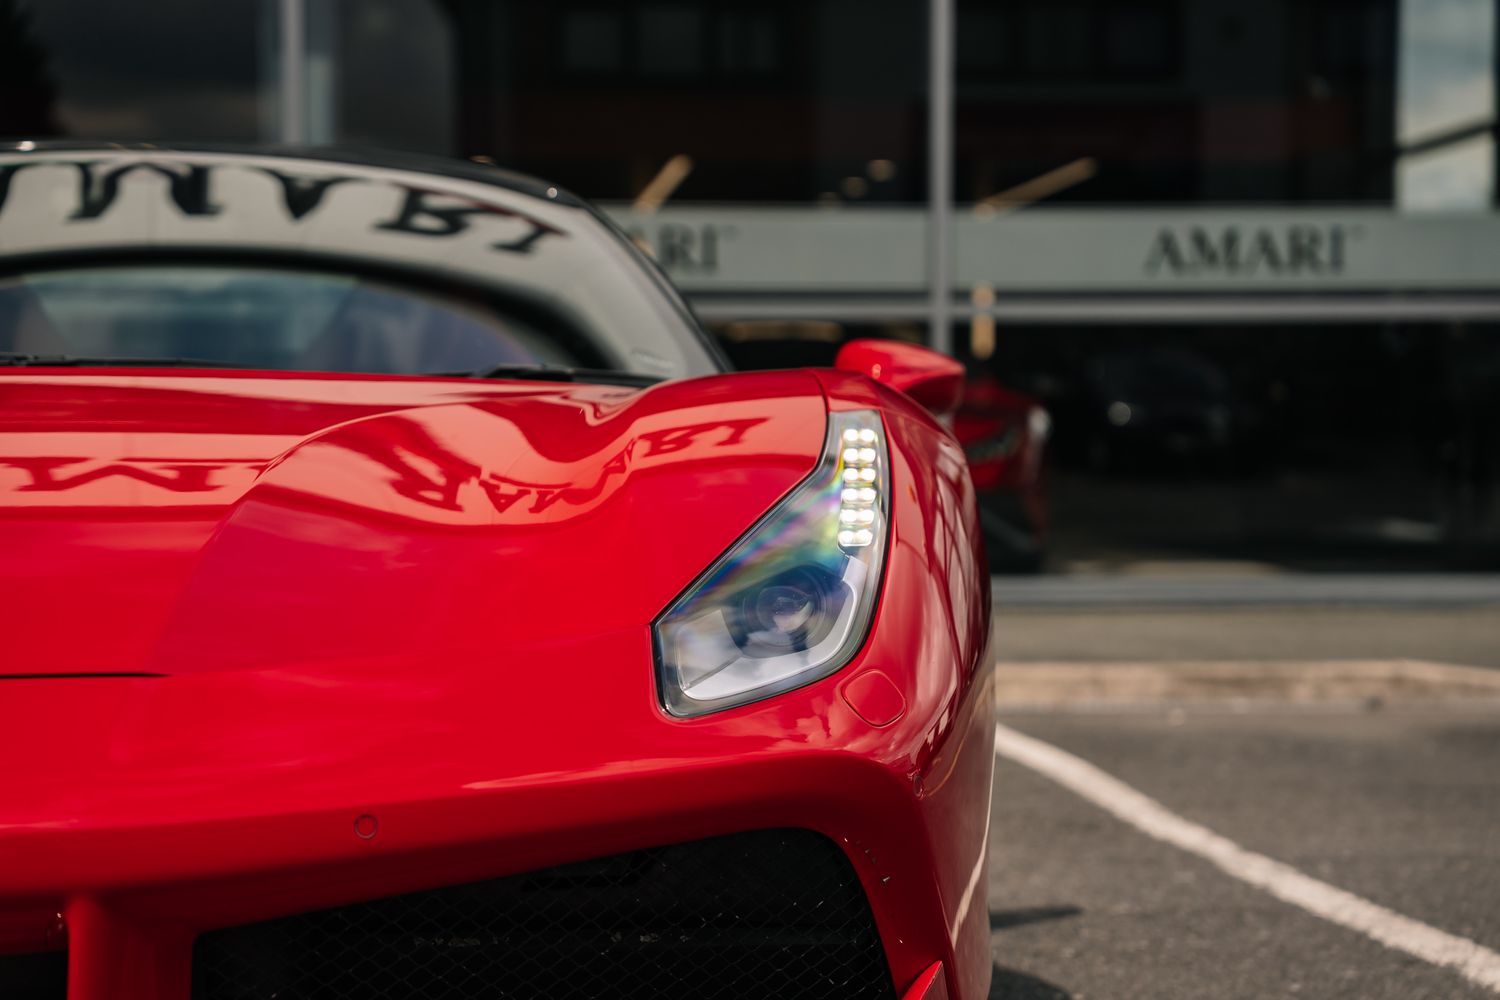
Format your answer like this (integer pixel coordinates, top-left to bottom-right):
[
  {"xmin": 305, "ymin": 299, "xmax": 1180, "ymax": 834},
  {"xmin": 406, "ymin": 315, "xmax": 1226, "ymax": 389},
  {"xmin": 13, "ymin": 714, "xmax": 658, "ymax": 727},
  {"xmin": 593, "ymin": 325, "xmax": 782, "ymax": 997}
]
[
  {"xmin": 927, "ymin": 0, "xmax": 955, "ymax": 354},
  {"xmin": 278, "ymin": 0, "xmax": 306, "ymax": 144}
]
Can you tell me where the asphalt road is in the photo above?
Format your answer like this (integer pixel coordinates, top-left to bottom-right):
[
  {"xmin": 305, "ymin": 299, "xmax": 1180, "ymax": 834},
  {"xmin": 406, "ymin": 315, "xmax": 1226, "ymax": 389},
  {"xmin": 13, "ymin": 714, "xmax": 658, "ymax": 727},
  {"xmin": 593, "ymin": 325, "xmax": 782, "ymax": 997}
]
[{"xmin": 985, "ymin": 707, "xmax": 1500, "ymax": 1000}]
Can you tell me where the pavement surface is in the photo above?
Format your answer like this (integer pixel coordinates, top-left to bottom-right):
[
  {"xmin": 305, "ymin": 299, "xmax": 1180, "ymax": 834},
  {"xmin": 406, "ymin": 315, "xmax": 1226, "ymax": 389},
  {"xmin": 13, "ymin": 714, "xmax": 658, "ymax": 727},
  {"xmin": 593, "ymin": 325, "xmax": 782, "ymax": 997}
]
[
  {"xmin": 982, "ymin": 598, "xmax": 1500, "ymax": 999},
  {"xmin": 985, "ymin": 707, "xmax": 1500, "ymax": 1000}
]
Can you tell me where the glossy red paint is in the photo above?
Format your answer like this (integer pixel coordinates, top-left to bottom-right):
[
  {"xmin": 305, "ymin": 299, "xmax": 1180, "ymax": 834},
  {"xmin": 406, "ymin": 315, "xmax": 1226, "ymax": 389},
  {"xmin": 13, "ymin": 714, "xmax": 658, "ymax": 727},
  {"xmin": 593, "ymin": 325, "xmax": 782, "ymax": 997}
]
[
  {"xmin": 0, "ymin": 366, "xmax": 994, "ymax": 1000},
  {"xmin": 952, "ymin": 376, "xmax": 1050, "ymax": 546},
  {"xmin": 953, "ymin": 377, "xmax": 1046, "ymax": 494},
  {"xmin": 0, "ymin": 370, "xmax": 819, "ymax": 676},
  {"xmin": 841, "ymin": 670, "xmax": 907, "ymax": 728},
  {"xmin": 899, "ymin": 962, "xmax": 951, "ymax": 1000},
  {"xmin": 835, "ymin": 340, "xmax": 967, "ymax": 419}
]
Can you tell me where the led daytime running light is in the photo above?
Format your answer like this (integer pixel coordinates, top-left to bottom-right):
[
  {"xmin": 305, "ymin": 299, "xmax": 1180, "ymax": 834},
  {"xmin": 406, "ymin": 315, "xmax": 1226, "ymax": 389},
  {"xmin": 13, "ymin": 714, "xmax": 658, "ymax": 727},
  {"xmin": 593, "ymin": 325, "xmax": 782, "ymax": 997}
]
[{"xmin": 653, "ymin": 410, "xmax": 890, "ymax": 717}]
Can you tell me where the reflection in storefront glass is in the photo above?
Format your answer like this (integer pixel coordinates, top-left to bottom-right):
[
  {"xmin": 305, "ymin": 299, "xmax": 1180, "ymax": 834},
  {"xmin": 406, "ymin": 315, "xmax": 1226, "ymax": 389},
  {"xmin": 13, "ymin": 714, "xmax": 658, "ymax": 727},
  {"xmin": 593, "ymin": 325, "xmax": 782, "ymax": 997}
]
[
  {"xmin": 2, "ymin": 0, "xmax": 1498, "ymax": 571},
  {"xmin": 2, "ymin": 0, "xmax": 268, "ymax": 142}
]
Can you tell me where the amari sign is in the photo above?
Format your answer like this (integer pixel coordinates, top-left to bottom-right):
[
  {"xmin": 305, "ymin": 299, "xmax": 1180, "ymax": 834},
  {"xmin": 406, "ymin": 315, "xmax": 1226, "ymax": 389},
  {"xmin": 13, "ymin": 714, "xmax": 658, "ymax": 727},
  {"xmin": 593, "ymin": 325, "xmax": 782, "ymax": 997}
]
[
  {"xmin": 606, "ymin": 206, "xmax": 1500, "ymax": 296},
  {"xmin": 1144, "ymin": 224, "xmax": 1358, "ymax": 278}
]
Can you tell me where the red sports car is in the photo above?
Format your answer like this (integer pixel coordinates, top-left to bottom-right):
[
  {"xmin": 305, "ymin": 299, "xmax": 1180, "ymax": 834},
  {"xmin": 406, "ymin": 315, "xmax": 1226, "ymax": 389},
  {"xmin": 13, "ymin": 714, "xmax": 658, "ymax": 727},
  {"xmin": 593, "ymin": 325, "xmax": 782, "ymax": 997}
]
[
  {"xmin": 952, "ymin": 375, "xmax": 1050, "ymax": 572},
  {"xmin": 0, "ymin": 145, "xmax": 994, "ymax": 1000}
]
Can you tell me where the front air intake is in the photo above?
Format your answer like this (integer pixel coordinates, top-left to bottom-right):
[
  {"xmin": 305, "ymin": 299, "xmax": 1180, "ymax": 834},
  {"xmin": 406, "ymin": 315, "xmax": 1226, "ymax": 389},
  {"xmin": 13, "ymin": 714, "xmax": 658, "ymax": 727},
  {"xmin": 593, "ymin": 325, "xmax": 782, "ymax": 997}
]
[
  {"xmin": 192, "ymin": 828, "xmax": 895, "ymax": 1000},
  {"xmin": 0, "ymin": 950, "xmax": 66, "ymax": 1000}
]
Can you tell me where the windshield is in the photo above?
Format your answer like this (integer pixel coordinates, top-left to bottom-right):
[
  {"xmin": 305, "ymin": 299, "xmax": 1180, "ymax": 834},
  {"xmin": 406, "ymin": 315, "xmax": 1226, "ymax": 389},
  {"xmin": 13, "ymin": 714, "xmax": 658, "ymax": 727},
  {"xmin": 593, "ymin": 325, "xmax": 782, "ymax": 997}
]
[
  {"xmin": 0, "ymin": 263, "xmax": 682, "ymax": 377},
  {"xmin": 0, "ymin": 153, "xmax": 724, "ymax": 381}
]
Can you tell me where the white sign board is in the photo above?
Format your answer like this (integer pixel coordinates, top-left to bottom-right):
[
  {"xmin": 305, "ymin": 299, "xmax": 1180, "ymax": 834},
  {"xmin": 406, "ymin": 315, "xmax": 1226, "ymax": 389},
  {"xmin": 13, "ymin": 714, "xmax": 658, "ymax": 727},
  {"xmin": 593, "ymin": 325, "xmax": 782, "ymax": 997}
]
[{"xmin": 606, "ymin": 205, "xmax": 1500, "ymax": 294}]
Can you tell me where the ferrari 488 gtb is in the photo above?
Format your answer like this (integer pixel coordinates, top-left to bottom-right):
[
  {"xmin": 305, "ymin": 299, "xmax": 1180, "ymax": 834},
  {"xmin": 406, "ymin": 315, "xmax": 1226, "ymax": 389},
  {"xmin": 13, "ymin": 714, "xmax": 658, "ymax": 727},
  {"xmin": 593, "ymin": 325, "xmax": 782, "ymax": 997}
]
[{"xmin": 0, "ymin": 145, "xmax": 995, "ymax": 1000}]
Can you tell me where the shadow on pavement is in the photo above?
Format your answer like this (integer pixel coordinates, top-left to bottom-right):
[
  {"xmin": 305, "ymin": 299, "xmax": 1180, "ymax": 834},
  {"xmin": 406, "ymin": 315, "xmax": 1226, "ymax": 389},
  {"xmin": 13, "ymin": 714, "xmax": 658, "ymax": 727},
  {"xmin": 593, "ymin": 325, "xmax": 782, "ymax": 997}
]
[
  {"xmin": 989, "ymin": 965, "xmax": 1074, "ymax": 999},
  {"xmin": 989, "ymin": 905, "xmax": 1083, "ymax": 931},
  {"xmin": 988, "ymin": 907, "xmax": 1080, "ymax": 998}
]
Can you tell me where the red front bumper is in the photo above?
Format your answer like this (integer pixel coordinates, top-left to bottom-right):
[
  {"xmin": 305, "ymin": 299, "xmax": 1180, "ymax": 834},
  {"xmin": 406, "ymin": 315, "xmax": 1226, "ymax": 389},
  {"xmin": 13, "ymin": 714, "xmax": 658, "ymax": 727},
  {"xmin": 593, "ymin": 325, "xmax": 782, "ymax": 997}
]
[{"xmin": 0, "ymin": 626, "xmax": 995, "ymax": 1000}]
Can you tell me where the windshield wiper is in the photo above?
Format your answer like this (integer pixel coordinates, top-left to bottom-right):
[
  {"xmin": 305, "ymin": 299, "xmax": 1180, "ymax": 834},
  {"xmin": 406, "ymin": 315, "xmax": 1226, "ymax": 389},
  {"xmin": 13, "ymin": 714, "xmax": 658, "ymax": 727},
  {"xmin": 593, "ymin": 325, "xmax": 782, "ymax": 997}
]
[
  {"xmin": 0, "ymin": 353, "xmax": 256, "ymax": 369},
  {"xmin": 436, "ymin": 364, "xmax": 665, "ymax": 388}
]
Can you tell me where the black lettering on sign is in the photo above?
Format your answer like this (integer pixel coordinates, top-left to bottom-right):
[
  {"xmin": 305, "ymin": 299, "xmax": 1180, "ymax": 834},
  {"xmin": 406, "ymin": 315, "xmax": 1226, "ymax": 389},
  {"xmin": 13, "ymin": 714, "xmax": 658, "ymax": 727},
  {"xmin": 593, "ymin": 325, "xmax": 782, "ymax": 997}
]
[
  {"xmin": 15, "ymin": 157, "xmax": 573, "ymax": 259},
  {"xmin": 258, "ymin": 168, "xmax": 357, "ymax": 220},
  {"xmin": 647, "ymin": 223, "xmax": 732, "ymax": 274},
  {"xmin": 1241, "ymin": 229, "xmax": 1283, "ymax": 274},
  {"xmin": 69, "ymin": 161, "xmax": 221, "ymax": 220},
  {"xmin": 1194, "ymin": 228, "xmax": 1233, "ymax": 270},
  {"xmin": 1144, "ymin": 228, "xmax": 1186, "ymax": 275},
  {"xmin": 375, "ymin": 187, "xmax": 563, "ymax": 254},
  {"xmin": 1285, "ymin": 225, "xmax": 1324, "ymax": 273},
  {"xmin": 655, "ymin": 224, "xmax": 697, "ymax": 270},
  {"xmin": 1330, "ymin": 225, "xmax": 1348, "ymax": 271},
  {"xmin": 700, "ymin": 224, "xmax": 719, "ymax": 269},
  {"xmin": 1145, "ymin": 224, "xmax": 1356, "ymax": 278},
  {"xmin": 0, "ymin": 162, "xmax": 35, "ymax": 215}
]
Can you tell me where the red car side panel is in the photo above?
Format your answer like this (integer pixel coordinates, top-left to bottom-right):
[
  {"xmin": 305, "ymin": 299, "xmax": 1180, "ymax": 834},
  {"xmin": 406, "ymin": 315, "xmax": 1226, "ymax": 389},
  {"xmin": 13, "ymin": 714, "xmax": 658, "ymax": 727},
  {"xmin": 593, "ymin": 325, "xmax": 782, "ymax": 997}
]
[
  {"xmin": 900, "ymin": 962, "xmax": 950, "ymax": 1000},
  {"xmin": 0, "ymin": 367, "xmax": 995, "ymax": 1000},
  {"xmin": 820, "ymin": 369, "xmax": 995, "ymax": 1000}
]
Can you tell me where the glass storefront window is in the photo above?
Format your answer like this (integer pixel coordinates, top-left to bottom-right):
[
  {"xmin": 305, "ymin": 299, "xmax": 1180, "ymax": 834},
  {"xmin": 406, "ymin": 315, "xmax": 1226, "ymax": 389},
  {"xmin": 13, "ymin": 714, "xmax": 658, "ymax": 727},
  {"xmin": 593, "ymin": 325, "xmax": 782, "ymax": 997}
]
[
  {"xmin": 956, "ymin": 0, "xmax": 1401, "ymax": 204},
  {"xmin": 952, "ymin": 317, "xmax": 1500, "ymax": 569},
  {"xmin": 3, "ymin": 0, "xmax": 1499, "ymax": 570},
  {"xmin": 437, "ymin": 0, "xmax": 929, "ymax": 204},
  {"xmin": 948, "ymin": 0, "xmax": 1500, "ymax": 570},
  {"xmin": 328, "ymin": 0, "xmax": 454, "ymax": 153},
  {"xmin": 0, "ymin": 0, "xmax": 270, "ymax": 142}
]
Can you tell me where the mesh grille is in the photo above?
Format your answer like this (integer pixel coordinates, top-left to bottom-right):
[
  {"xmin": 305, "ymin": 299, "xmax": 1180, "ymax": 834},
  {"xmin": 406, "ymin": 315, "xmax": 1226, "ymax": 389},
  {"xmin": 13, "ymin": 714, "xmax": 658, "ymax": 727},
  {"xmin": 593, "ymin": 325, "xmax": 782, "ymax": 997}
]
[
  {"xmin": 192, "ymin": 829, "xmax": 895, "ymax": 1000},
  {"xmin": 0, "ymin": 951, "xmax": 67, "ymax": 1000}
]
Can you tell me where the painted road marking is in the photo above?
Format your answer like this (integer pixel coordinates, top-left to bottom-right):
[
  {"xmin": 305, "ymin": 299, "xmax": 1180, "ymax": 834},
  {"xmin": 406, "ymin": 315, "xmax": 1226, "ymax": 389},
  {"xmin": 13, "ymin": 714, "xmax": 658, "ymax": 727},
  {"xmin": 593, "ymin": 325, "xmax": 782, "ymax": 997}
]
[{"xmin": 994, "ymin": 722, "xmax": 1500, "ymax": 993}]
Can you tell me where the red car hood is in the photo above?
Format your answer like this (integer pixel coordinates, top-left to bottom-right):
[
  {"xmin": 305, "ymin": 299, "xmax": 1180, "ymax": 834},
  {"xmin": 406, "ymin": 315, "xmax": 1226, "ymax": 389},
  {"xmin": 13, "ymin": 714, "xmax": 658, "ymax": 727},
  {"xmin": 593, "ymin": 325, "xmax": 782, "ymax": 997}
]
[{"xmin": 0, "ymin": 369, "xmax": 824, "ymax": 678}]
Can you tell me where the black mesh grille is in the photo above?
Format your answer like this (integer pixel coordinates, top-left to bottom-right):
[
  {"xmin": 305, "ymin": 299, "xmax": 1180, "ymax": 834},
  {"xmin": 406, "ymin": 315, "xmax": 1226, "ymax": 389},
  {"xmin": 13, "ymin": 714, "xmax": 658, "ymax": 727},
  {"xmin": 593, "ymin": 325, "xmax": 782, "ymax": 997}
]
[
  {"xmin": 0, "ymin": 951, "xmax": 67, "ymax": 1000},
  {"xmin": 192, "ymin": 829, "xmax": 895, "ymax": 1000}
]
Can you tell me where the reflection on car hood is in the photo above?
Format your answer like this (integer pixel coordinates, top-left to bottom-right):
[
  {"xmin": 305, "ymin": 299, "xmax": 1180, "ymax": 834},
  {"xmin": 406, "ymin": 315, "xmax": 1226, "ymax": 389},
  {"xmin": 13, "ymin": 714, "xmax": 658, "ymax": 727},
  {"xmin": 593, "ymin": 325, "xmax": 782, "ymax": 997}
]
[{"xmin": 0, "ymin": 369, "xmax": 824, "ymax": 676}]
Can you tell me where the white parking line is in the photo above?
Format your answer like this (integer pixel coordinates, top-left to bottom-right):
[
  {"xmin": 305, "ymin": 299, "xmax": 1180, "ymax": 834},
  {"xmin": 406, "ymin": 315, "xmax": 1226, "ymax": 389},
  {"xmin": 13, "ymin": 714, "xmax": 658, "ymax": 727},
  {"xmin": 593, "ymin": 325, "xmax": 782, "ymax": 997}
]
[{"xmin": 994, "ymin": 722, "xmax": 1500, "ymax": 993}]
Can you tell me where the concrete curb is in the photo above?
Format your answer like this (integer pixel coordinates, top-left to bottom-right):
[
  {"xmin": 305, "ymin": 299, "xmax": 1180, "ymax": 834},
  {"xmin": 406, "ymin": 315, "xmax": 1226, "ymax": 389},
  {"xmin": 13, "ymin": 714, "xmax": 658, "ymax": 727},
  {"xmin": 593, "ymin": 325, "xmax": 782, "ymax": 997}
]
[{"xmin": 995, "ymin": 659, "xmax": 1500, "ymax": 709}]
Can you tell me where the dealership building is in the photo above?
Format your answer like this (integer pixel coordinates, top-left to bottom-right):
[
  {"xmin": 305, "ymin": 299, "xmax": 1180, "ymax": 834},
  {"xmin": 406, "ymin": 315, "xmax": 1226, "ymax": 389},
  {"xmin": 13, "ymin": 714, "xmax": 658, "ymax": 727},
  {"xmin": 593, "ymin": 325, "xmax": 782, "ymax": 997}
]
[{"xmin": 5, "ymin": 0, "xmax": 1499, "ymax": 569}]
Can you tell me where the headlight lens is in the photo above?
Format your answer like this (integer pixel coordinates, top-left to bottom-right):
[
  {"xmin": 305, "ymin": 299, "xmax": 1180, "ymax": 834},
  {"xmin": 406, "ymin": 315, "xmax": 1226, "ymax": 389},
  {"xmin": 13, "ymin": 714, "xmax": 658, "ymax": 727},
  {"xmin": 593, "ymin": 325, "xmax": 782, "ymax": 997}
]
[{"xmin": 654, "ymin": 410, "xmax": 889, "ymax": 717}]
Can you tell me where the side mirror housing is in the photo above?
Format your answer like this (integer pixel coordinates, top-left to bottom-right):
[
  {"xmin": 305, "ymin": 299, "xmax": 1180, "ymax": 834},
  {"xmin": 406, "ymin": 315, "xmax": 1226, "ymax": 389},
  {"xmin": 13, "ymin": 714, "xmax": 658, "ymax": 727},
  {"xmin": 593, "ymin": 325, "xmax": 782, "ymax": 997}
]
[{"xmin": 834, "ymin": 339, "xmax": 965, "ymax": 419}]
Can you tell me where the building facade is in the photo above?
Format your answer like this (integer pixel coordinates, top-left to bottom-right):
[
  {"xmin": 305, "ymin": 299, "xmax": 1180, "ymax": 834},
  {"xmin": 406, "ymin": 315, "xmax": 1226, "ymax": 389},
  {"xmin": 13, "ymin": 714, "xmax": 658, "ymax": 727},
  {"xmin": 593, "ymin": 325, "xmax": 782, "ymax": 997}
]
[{"xmin": 5, "ymin": 0, "xmax": 1498, "ymax": 569}]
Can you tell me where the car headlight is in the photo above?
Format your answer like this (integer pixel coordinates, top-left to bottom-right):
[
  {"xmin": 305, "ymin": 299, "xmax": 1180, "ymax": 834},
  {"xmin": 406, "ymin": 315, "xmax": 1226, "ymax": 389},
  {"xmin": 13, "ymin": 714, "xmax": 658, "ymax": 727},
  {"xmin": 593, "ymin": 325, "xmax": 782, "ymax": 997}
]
[{"xmin": 654, "ymin": 410, "xmax": 889, "ymax": 718}]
